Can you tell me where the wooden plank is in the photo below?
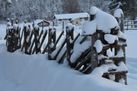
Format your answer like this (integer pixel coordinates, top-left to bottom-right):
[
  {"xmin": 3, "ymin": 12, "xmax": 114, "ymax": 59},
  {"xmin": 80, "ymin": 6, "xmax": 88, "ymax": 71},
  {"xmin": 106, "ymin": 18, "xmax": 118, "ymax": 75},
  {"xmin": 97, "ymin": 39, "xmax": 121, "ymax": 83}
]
[
  {"xmin": 53, "ymin": 37, "xmax": 67, "ymax": 60},
  {"xmin": 32, "ymin": 30, "xmax": 43, "ymax": 54},
  {"xmin": 103, "ymin": 71, "xmax": 128, "ymax": 75},
  {"xmin": 75, "ymin": 48, "xmax": 91, "ymax": 70},
  {"xmin": 58, "ymin": 33, "xmax": 80, "ymax": 64},
  {"xmin": 102, "ymin": 44, "xmax": 127, "ymax": 52},
  {"xmin": 55, "ymin": 31, "xmax": 64, "ymax": 46},
  {"xmin": 38, "ymin": 30, "xmax": 48, "ymax": 53}
]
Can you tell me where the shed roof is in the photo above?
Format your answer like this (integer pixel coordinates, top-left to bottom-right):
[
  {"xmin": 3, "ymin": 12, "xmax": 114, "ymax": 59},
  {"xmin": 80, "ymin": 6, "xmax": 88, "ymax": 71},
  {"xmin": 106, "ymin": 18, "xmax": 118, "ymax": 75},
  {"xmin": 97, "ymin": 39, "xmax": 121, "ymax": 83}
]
[{"xmin": 54, "ymin": 13, "xmax": 89, "ymax": 20}]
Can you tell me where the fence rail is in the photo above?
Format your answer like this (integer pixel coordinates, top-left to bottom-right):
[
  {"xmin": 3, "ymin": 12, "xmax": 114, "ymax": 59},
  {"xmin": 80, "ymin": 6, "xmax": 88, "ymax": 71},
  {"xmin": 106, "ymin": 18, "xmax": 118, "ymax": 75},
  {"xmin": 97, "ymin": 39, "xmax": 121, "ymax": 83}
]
[{"xmin": 124, "ymin": 20, "xmax": 137, "ymax": 30}]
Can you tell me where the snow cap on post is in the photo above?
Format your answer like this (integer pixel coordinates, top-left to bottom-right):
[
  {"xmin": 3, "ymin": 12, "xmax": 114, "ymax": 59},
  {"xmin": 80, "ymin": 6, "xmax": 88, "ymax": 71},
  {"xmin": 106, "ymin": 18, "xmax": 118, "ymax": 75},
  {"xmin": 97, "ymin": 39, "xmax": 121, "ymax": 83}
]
[
  {"xmin": 66, "ymin": 23, "xmax": 74, "ymax": 31},
  {"xmin": 34, "ymin": 24, "xmax": 39, "ymax": 30},
  {"xmin": 89, "ymin": 6, "xmax": 99, "ymax": 15}
]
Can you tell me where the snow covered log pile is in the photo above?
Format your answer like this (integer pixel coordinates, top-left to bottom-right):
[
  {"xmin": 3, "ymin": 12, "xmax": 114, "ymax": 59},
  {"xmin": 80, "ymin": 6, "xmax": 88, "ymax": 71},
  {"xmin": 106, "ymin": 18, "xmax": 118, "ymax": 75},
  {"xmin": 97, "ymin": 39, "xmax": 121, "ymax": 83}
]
[{"xmin": 64, "ymin": 6, "xmax": 127, "ymax": 84}]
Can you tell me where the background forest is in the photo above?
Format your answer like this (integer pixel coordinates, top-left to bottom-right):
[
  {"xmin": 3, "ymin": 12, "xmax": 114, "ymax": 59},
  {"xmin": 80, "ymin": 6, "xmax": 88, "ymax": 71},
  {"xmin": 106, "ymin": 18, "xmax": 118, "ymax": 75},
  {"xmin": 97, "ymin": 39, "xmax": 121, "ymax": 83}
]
[{"xmin": 0, "ymin": 0, "xmax": 137, "ymax": 21}]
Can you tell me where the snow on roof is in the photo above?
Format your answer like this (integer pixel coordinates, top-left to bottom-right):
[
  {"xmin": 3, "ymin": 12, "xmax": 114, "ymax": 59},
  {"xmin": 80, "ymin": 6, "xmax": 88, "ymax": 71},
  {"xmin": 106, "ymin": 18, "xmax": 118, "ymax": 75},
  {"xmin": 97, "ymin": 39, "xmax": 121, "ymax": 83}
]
[{"xmin": 54, "ymin": 13, "xmax": 89, "ymax": 20}]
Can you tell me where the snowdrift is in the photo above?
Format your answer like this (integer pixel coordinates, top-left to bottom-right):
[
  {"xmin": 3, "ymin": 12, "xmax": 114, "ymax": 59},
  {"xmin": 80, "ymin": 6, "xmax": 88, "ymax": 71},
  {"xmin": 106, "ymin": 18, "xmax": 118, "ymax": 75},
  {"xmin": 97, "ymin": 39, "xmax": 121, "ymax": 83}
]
[{"xmin": 0, "ymin": 43, "xmax": 137, "ymax": 91}]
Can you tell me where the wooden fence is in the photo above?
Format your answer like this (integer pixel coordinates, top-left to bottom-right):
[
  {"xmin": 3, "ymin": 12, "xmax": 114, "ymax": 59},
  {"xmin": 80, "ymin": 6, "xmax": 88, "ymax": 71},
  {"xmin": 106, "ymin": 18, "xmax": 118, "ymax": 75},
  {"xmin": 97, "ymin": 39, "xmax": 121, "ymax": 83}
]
[
  {"xmin": 5, "ymin": 23, "xmax": 127, "ymax": 85},
  {"xmin": 124, "ymin": 20, "xmax": 137, "ymax": 30}
]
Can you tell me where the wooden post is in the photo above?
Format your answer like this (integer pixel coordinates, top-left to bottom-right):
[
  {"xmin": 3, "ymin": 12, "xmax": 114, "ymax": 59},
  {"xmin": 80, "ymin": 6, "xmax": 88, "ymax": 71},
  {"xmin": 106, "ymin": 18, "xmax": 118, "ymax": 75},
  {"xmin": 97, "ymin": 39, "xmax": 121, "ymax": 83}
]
[
  {"xmin": 66, "ymin": 26, "xmax": 74, "ymax": 65},
  {"xmin": 48, "ymin": 28, "xmax": 56, "ymax": 60},
  {"xmin": 90, "ymin": 33, "xmax": 98, "ymax": 73}
]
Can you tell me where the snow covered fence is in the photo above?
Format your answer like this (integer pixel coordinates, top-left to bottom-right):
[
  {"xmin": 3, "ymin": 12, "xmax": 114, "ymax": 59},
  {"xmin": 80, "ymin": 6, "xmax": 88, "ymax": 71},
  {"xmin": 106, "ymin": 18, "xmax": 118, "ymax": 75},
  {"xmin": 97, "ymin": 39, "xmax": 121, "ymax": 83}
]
[
  {"xmin": 49, "ymin": 25, "xmax": 80, "ymax": 64},
  {"xmin": 124, "ymin": 20, "xmax": 137, "ymax": 30}
]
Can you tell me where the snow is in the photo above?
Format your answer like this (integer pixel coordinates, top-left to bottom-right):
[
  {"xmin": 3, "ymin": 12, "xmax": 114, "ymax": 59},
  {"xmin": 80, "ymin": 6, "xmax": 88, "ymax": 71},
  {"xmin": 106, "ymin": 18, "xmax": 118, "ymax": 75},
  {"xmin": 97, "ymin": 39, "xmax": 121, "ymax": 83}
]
[
  {"xmin": 82, "ymin": 6, "xmax": 119, "ymax": 35},
  {"xmin": 90, "ymin": 6, "xmax": 99, "ymax": 15},
  {"xmin": 92, "ymin": 63, "xmax": 117, "ymax": 76},
  {"xmin": 116, "ymin": 48, "xmax": 124, "ymax": 57},
  {"xmin": 70, "ymin": 40, "xmax": 91, "ymax": 63},
  {"xmin": 66, "ymin": 23, "xmax": 74, "ymax": 31},
  {"xmin": 23, "ymin": 23, "xmax": 29, "ymax": 28},
  {"xmin": 34, "ymin": 24, "xmax": 39, "ymax": 29},
  {"xmin": 94, "ymin": 40, "xmax": 103, "ymax": 53},
  {"xmin": 109, "ymin": 74, "xmax": 115, "ymax": 81},
  {"xmin": 0, "ymin": 49, "xmax": 135, "ymax": 91},
  {"xmin": 104, "ymin": 34, "xmax": 118, "ymax": 44},
  {"xmin": 98, "ymin": 54, "xmax": 107, "ymax": 60},
  {"xmin": 107, "ymin": 48, "xmax": 114, "ymax": 57},
  {"xmin": 117, "ymin": 62, "xmax": 128, "ymax": 71},
  {"xmin": 118, "ymin": 31, "xmax": 126, "ymax": 39},
  {"xmin": 125, "ymin": 31, "xmax": 137, "ymax": 58},
  {"xmin": 119, "ymin": 78, "xmax": 126, "ymax": 84},
  {"xmin": 13, "ymin": 23, "xmax": 19, "ymax": 30},
  {"xmin": 95, "ymin": 7, "xmax": 119, "ymax": 33},
  {"xmin": 0, "ymin": 44, "xmax": 136, "ymax": 91},
  {"xmin": 114, "ymin": 8, "xmax": 124, "ymax": 18},
  {"xmin": 7, "ymin": 22, "xmax": 11, "ymax": 26},
  {"xmin": 105, "ymin": 60, "xmax": 113, "ymax": 63},
  {"xmin": 54, "ymin": 13, "xmax": 89, "ymax": 20},
  {"xmin": 7, "ymin": 0, "xmax": 12, "ymax": 3},
  {"xmin": 0, "ymin": 24, "xmax": 6, "ymax": 39},
  {"xmin": 82, "ymin": 20, "xmax": 96, "ymax": 35},
  {"xmin": 50, "ymin": 37, "xmax": 66, "ymax": 59}
]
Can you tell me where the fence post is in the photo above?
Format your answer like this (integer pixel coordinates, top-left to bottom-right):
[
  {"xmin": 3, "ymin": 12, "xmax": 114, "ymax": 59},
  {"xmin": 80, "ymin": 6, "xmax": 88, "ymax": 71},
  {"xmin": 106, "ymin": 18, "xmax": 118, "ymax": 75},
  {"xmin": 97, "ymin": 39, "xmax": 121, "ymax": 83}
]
[
  {"xmin": 66, "ymin": 26, "xmax": 74, "ymax": 65},
  {"xmin": 89, "ymin": 33, "xmax": 98, "ymax": 73},
  {"xmin": 48, "ymin": 28, "xmax": 56, "ymax": 60}
]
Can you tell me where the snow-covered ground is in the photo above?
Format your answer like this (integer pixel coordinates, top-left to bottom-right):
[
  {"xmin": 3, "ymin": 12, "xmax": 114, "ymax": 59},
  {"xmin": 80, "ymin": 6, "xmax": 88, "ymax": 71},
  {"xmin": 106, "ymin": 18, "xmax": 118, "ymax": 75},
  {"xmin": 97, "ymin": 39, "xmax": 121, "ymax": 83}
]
[
  {"xmin": 125, "ymin": 30, "xmax": 137, "ymax": 58},
  {"xmin": 0, "ymin": 24, "xmax": 137, "ymax": 91}
]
